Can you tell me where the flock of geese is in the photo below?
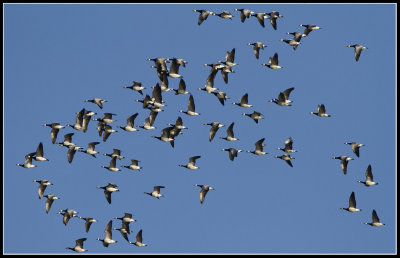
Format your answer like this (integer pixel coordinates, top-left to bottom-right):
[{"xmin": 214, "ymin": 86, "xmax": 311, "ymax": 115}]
[{"xmin": 16, "ymin": 7, "xmax": 383, "ymax": 253}]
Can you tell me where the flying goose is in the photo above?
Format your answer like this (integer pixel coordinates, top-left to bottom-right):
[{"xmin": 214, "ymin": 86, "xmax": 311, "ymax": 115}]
[
  {"xmin": 212, "ymin": 90, "xmax": 229, "ymax": 106},
  {"xmin": 144, "ymin": 186, "xmax": 165, "ymax": 199},
  {"xmin": 173, "ymin": 78, "xmax": 190, "ymax": 95},
  {"xmin": 299, "ymin": 24, "xmax": 322, "ymax": 37},
  {"xmin": 248, "ymin": 42, "xmax": 266, "ymax": 59},
  {"xmin": 222, "ymin": 48, "xmax": 237, "ymax": 67},
  {"xmin": 194, "ymin": 184, "xmax": 215, "ymax": 204},
  {"xmin": 340, "ymin": 192, "xmax": 361, "ymax": 212},
  {"xmin": 274, "ymin": 154, "xmax": 295, "ymax": 167},
  {"xmin": 121, "ymin": 159, "xmax": 142, "ymax": 171},
  {"xmin": 101, "ymin": 156, "xmax": 121, "ymax": 172},
  {"xmin": 137, "ymin": 110, "xmax": 158, "ymax": 130},
  {"xmin": 332, "ymin": 155, "xmax": 354, "ymax": 175},
  {"xmin": 310, "ymin": 104, "xmax": 331, "ymax": 117},
  {"xmin": 78, "ymin": 142, "xmax": 100, "ymax": 158},
  {"xmin": 43, "ymin": 194, "xmax": 60, "ymax": 214},
  {"xmin": 103, "ymin": 124, "xmax": 118, "ymax": 142},
  {"xmin": 221, "ymin": 148, "xmax": 242, "ymax": 161},
  {"xmin": 179, "ymin": 156, "xmax": 201, "ymax": 170},
  {"xmin": 277, "ymin": 137, "xmax": 297, "ymax": 153},
  {"xmin": 180, "ymin": 94, "xmax": 200, "ymax": 116},
  {"xmin": 93, "ymin": 113, "xmax": 117, "ymax": 124},
  {"xmin": 57, "ymin": 208, "xmax": 78, "ymax": 226},
  {"xmin": 220, "ymin": 122, "xmax": 238, "ymax": 141},
  {"xmin": 97, "ymin": 183, "xmax": 119, "ymax": 204},
  {"xmin": 129, "ymin": 229, "xmax": 147, "ymax": 247},
  {"xmin": 115, "ymin": 213, "xmax": 136, "ymax": 224},
  {"xmin": 104, "ymin": 149, "xmax": 125, "ymax": 160},
  {"xmin": 43, "ymin": 123, "xmax": 65, "ymax": 144},
  {"xmin": 82, "ymin": 110, "xmax": 97, "ymax": 133},
  {"xmin": 67, "ymin": 145, "xmax": 83, "ymax": 164},
  {"xmin": 357, "ymin": 165, "xmax": 378, "ymax": 186},
  {"xmin": 280, "ymin": 38, "xmax": 301, "ymax": 50},
  {"xmin": 269, "ymin": 87, "xmax": 295, "ymax": 106},
  {"xmin": 66, "ymin": 238, "xmax": 88, "ymax": 253},
  {"xmin": 344, "ymin": 142, "xmax": 365, "ymax": 158},
  {"xmin": 193, "ymin": 9, "xmax": 215, "ymax": 26},
  {"xmin": 262, "ymin": 52, "xmax": 282, "ymax": 69},
  {"xmin": 66, "ymin": 108, "xmax": 85, "ymax": 131},
  {"xmin": 33, "ymin": 179, "xmax": 53, "ymax": 199},
  {"xmin": 151, "ymin": 83, "xmax": 165, "ymax": 108},
  {"xmin": 124, "ymin": 81, "xmax": 145, "ymax": 95},
  {"xmin": 32, "ymin": 142, "xmax": 49, "ymax": 161},
  {"xmin": 168, "ymin": 116, "xmax": 188, "ymax": 130},
  {"xmin": 152, "ymin": 127, "xmax": 175, "ymax": 148},
  {"xmin": 167, "ymin": 57, "xmax": 188, "ymax": 68},
  {"xmin": 96, "ymin": 120, "xmax": 105, "ymax": 137},
  {"xmin": 85, "ymin": 98, "xmax": 107, "ymax": 109},
  {"xmin": 167, "ymin": 58, "xmax": 184, "ymax": 78},
  {"xmin": 232, "ymin": 93, "xmax": 253, "ymax": 108},
  {"xmin": 147, "ymin": 57, "xmax": 169, "ymax": 72},
  {"xmin": 204, "ymin": 122, "xmax": 224, "ymax": 142},
  {"xmin": 136, "ymin": 94, "xmax": 154, "ymax": 110},
  {"xmin": 113, "ymin": 222, "xmax": 133, "ymax": 243},
  {"xmin": 247, "ymin": 138, "xmax": 267, "ymax": 155},
  {"xmin": 364, "ymin": 210, "xmax": 385, "ymax": 226},
  {"xmin": 287, "ymin": 31, "xmax": 305, "ymax": 42},
  {"xmin": 213, "ymin": 10, "xmax": 233, "ymax": 19},
  {"xmin": 347, "ymin": 44, "xmax": 367, "ymax": 62},
  {"xmin": 251, "ymin": 12, "xmax": 267, "ymax": 28},
  {"xmin": 78, "ymin": 217, "xmax": 98, "ymax": 233},
  {"xmin": 265, "ymin": 11, "xmax": 283, "ymax": 30},
  {"xmin": 58, "ymin": 133, "xmax": 75, "ymax": 148},
  {"xmin": 242, "ymin": 111, "xmax": 264, "ymax": 124},
  {"xmin": 117, "ymin": 113, "xmax": 139, "ymax": 132},
  {"xmin": 97, "ymin": 220, "xmax": 118, "ymax": 247},
  {"xmin": 16, "ymin": 152, "xmax": 37, "ymax": 168},
  {"xmin": 199, "ymin": 68, "xmax": 219, "ymax": 93},
  {"xmin": 234, "ymin": 8, "xmax": 254, "ymax": 23}
]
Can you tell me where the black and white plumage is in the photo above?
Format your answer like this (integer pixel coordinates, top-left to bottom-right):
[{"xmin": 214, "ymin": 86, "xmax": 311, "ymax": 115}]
[
  {"xmin": 344, "ymin": 142, "xmax": 365, "ymax": 158},
  {"xmin": 274, "ymin": 154, "xmax": 295, "ymax": 167},
  {"xmin": 220, "ymin": 122, "xmax": 238, "ymax": 141},
  {"xmin": 194, "ymin": 184, "xmax": 215, "ymax": 204},
  {"xmin": 247, "ymin": 138, "xmax": 267, "ymax": 156},
  {"xmin": 269, "ymin": 87, "xmax": 295, "ymax": 106},
  {"xmin": 96, "ymin": 183, "xmax": 119, "ymax": 204},
  {"xmin": 347, "ymin": 44, "xmax": 367, "ymax": 62},
  {"xmin": 357, "ymin": 164, "xmax": 378, "ymax": 186},
  {"xmin": 221, "ymin": 148, "xmax": 243, "ymax": 161},
  {"xmin": 340, "ymin": 191, "xmax": 361, "ymax": 212},
  {"xmin": 332, "ymin": 155, "xmax": 354, "ymax": 175},
  {"xmin": 179, "ymin": 156, "xmax": 201, "ymax": 170}
]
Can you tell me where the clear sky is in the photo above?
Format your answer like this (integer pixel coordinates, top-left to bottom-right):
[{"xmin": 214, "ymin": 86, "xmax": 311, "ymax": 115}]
[{"xmin": 4, "ymin": 3, "xmax": 396, "ymax": 254}]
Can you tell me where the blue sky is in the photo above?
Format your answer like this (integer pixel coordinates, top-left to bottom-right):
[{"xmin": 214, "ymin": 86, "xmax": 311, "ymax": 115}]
[{"xmin": 4, "ymin": 3, "xmax": 396, "ymax": 254}]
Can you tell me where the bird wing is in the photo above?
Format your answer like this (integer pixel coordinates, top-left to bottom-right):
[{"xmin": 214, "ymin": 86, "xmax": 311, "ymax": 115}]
[
  {"xmin": 200, "ymin": 189, "xmax": 208, "ymax": 204},
  {"xmin": 189, "ymin": 156, "xmax": 201, "ymax": 165},
  {"xmin": 36, "ymin": 142, "xmax": 44, "ymax": 158},
  {"xmin": 136, "ymin": 229, "xmax": 143, "ymax": 243},
  {"xmin": 105, "ymin": 220, "xmax": 113, "ymax": 239},
  {"xmin": 46, "ymin": 198, "xmax": 54, "ymax": 214},
  {"xmin": 105, "ymin": 190, "xmax": 112, "ymax": 204},
  {"xmin": 349, "ymin": 192, "xmax": 356, "ymax": 208},
  {"xmin": 352, "ymin": 143, "xmax": 360, "ymax": 157},
  {"xmin": 285, "ymin": 137, "xmax": 293, "ymax": 150},
  {"xmin": 253, "ymin": 46, "xmax": 260, "ymax": 59},
  {"xmin": 365, "ymin": 165, "xmax": 373, "ymax": 181},
  {"xmin": 227, "ymin": 122, "xmax": 235, "ymax": 137},
  {"xmin": 241, "ymin": 93, "xmax": 249, "ymax": 105},
  {"xmin": 372, "ymin": 210, "xmax": 380, "ymax": 223},
  {"xmin": 340, "ymin": 160, "xmax": 348, "ymax": 175},
  {"xmin": 209, "ymin": 124, "xmax": 220, "ymax": 142},
  {"xmin": 67, "ymin": 146, "xmax": 76, "ymax": 163},
  {"xmin": 50, "ymin": 128, "xmax": 59, "ymax": 144},
  {"xmin": 255, "ymin": 138, "xmax": 265, "ymax": 151},
  {"xmin": 285, "ymin": 159, "xmax": 293, "ymax": 167},
  {"xmin": 283, "ymin": 87, "xmax": 294, "ymax": 99},
  {"xmin": 188, "ymin": 95, "xmax": 196, "ymax": 112},
  {"xmin": 270, "ymin": 17, "xmax": 277, "ymax": 30}
]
